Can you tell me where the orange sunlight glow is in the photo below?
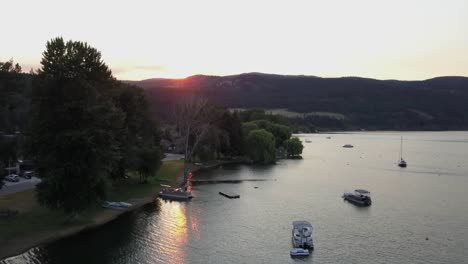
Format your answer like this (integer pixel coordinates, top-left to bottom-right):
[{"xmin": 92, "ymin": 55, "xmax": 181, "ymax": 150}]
[{"xmin": 2, "ymin": 0, "xmax": 468, "ymax": 80}]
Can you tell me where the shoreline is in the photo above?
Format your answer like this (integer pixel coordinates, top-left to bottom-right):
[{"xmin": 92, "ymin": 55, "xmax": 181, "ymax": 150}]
[
  {"xmin": 0, "ymin": 197, "xmax": 153, "ymax": 261},
  {"xmin": 0, "ymin": 160, "xmax": 185, "ymax": 261},
  {"xmin": 0, "ymin": 158, "xmax": 249, "ymax": 261}
]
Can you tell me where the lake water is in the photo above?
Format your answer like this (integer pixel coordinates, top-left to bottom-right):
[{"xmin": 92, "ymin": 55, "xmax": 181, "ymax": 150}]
[{"xmin": 3, "ymin": 132, "xmax": 468, "ymax": 264}]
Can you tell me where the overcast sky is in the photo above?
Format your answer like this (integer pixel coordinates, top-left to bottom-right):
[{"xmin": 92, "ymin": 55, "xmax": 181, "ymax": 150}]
[{"xmin": 2, "ymin": 0, "xmax": 467, "ymax": 80}]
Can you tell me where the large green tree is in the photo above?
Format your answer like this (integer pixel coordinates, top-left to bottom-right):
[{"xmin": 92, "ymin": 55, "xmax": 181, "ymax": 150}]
[
  {"xmin": 27, "ymin": 38, "xmax": 125, "ymax": 213},
  {"xmin": 0, "ymin": 135, "xmax": 18, "ymax": 167},
  {"xmin": 242, "ymin": 122, "xmax": 259, "ymax": 137},
  {"xmin": 246, "ymin": 129, "xmax": 276, "ymax": 164},
  {"xmin": 193, "ymin": 126, "xmax": 228, "ymax": 161},
  {"xmin": 248, "ymin": 119, "xmax": 291, "ymax": 147},
  {"xmin": 0, "ymin": 59, "xmax": 31, "ymax": 133},
  {"xmin": 111, "ymin": 84, "xmax": 162, "ymax": 180},
  {"xmin": 218, "ymin": 110, "xmax": 243, "ymax": 156},
  {"xmin": 136, "ymin": 146, "xmax": 162, "ymax": 183},
  {"xmin": 286, "ymin": 137, "xmax": 304, "ymax": 157}
]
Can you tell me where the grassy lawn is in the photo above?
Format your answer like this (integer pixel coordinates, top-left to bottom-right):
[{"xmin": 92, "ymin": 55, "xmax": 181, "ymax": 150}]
[
  {"xmin": 108, "ymin": 160, "xmax": 184, "ymax": 201},
  {"xmin": 0, "ymin": 160, "xmax": 184, "ymax": 258}
]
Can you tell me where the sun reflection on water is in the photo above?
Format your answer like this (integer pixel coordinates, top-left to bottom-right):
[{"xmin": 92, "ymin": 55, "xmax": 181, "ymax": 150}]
[{"xmin": 155, "ymin": 198, "xmax": 201, "ymax": 264}]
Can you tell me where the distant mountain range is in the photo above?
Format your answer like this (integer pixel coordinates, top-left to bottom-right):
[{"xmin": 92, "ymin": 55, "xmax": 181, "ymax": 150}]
[{"xmin": 126, "ymin": 73, "xmax": 468, "ymax": 130}]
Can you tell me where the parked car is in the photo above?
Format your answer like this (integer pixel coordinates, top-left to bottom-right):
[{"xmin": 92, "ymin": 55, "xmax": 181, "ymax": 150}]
[{"xmin": 5, "ymin": 174, "xmax": 20, "ymax": 182}]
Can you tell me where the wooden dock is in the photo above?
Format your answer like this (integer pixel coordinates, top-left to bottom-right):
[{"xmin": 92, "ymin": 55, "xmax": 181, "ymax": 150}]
[{"xmin": 219, "ymin": 191, "xmax": 240, "ymax": 199}]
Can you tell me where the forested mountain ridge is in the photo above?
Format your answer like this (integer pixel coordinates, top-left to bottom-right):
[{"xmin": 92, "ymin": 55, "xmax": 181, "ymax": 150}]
[
  {"xmin": 130, "ymin": 73, "xmax": 468, "ymax": 131},
  {"xmin": 3, "ymin": 71, "xmax": 468, "ymax": 132}
]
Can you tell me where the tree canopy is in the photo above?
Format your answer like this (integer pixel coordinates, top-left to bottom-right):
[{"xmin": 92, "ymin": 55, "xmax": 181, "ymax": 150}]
[
  {"xmin": 246, "ymin": 119, "xmax": 291, "ymax": 147},
  {"xmin": 0, "ymin": 59, "xmax": 31, "ymax": 134},
  {"xmin": 26, "ymin": 38, "xmax": 161, "ymax": 213},
  {"xmin": 245, "ymin": 129, "xmax": 276, "ymax": 164},
  {"xmin": 286, "ymin": 137, "xmax": 304, "ymax": 157}
]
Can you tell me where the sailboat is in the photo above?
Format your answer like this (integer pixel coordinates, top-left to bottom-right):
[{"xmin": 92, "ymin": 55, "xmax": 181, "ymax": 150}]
[{"xmin": 398, "ymin": 136, "xmax": 407, "ymax": 168}]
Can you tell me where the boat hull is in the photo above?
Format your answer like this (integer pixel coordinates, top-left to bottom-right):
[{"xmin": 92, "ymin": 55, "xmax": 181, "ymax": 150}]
[
  {"xmin": 158, "ymin": 191, "xmax": 193, "ymax": 201},
  {"xmin": 343, "ymin": 195, "xmax": 372, "ymax": 206}
]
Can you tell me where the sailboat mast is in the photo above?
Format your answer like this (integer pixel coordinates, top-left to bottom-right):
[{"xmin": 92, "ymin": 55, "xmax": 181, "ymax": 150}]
[{"xmin": 400, "ymin": 136, "xmax": 403, "ymax": 160}]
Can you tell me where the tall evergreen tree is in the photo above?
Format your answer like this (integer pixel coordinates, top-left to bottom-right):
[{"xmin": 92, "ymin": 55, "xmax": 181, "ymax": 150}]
[
  {"xmin": 111, "ymin": 84, "xmax": 162, "ymax": 180},
  {"xmin": 218, "ymin": 111, "xmax": 244, "ymax": 156},
  {"xmin": 0, "ymin": 59, "xmax": 30, "ymax": 133},
  {"xmin": 230, "ymin": 111, "xmax": 244, "ymax": 155},
  {"xmin": 27, "ymin": 38, "xmax": 124, "ymax": 213}
]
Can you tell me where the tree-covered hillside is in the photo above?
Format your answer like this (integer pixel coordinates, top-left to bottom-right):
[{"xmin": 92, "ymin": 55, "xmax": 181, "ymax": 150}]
[{"xmin": 134, "ymin": 73, "xmax": 468, "ymax": 131}]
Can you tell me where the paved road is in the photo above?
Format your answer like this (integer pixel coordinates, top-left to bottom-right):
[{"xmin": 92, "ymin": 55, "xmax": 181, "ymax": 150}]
[{"xmin": 0, "ymin": 177, "xmax": 41, "ymax": 196}]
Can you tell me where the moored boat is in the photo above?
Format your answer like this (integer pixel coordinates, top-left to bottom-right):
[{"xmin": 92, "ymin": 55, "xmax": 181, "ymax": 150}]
[
  {"xmin": 159, "ymin": 187, "xmax": 193, "ymax": 200},
  {"xmin": 398, "ymin": 136, "xmax": 408, "ymax": 168},
  {"xmin": 398, "ymin": 159, "xmax": 407, "ymax": 168},
  {"xmin": 343, "ymin": 189, "xmax": 372, "ymax": 206},
  {"xmin": 292, "ymin": 220, "xmax": 314, "ymax": 250},
  {"xmin": 343, "ymin": 144, "xmax": 354, "ymax": 148}
]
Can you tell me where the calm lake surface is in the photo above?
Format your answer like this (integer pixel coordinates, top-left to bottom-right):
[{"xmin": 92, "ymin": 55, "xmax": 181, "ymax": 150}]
[{"xmin": 3, "ymin": 132, "xmax": 468, "ymax": 264}]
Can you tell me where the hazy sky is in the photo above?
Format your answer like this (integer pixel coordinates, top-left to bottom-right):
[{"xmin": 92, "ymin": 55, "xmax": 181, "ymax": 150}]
[{"xmin": 2, "ymin": 0, "xmax": 467, "ymax": 80}]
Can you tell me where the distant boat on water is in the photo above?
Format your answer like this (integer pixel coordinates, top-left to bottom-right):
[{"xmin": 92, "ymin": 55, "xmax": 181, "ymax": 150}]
[
  {"xmin": 305, "ymin": 139, "xmax": 312, "ymax": 143},
  {"xmin": 398, "ymin": 136, "xmax": 407, "ymax": 168},
  {"xmin": 342, "ymin": 144, "xmax": 354, "ymax": 148}
]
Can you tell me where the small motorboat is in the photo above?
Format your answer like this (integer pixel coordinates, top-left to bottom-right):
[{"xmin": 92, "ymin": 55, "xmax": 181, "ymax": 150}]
[
  {"xmin": 290, "ymin": 248, "xmax": 310, "ymax": 256},
  {"xmin": 159, "ymin": 171, "xmax": 194, "ymax": 201},
  {"xmin": 343, "ymin": 144, "xmax": 354, "ymax": 148},
  {"xmin": 304, "ymin": 139, "xmax": 312, "ymax": 143},
  {"xmin": 292, "ymin": 221, "xmax": 314, "ymax": 249},
  {"xmin": 343, "ymin": 189, "xmax": 372, "ymax": 206},
  {"xmin": 159, "ymin": 187, "xmax": 193, "ymax": 201}
]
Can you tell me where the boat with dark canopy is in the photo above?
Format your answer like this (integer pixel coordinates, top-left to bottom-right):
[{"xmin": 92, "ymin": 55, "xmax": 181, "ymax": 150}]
[
  {"xmin": 343, "ymin": 189, "xmax": 372, "ymax": 206},
  {"xmin": 292, "ymin": 220, "xmax": 314, "ymax": 250}
]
